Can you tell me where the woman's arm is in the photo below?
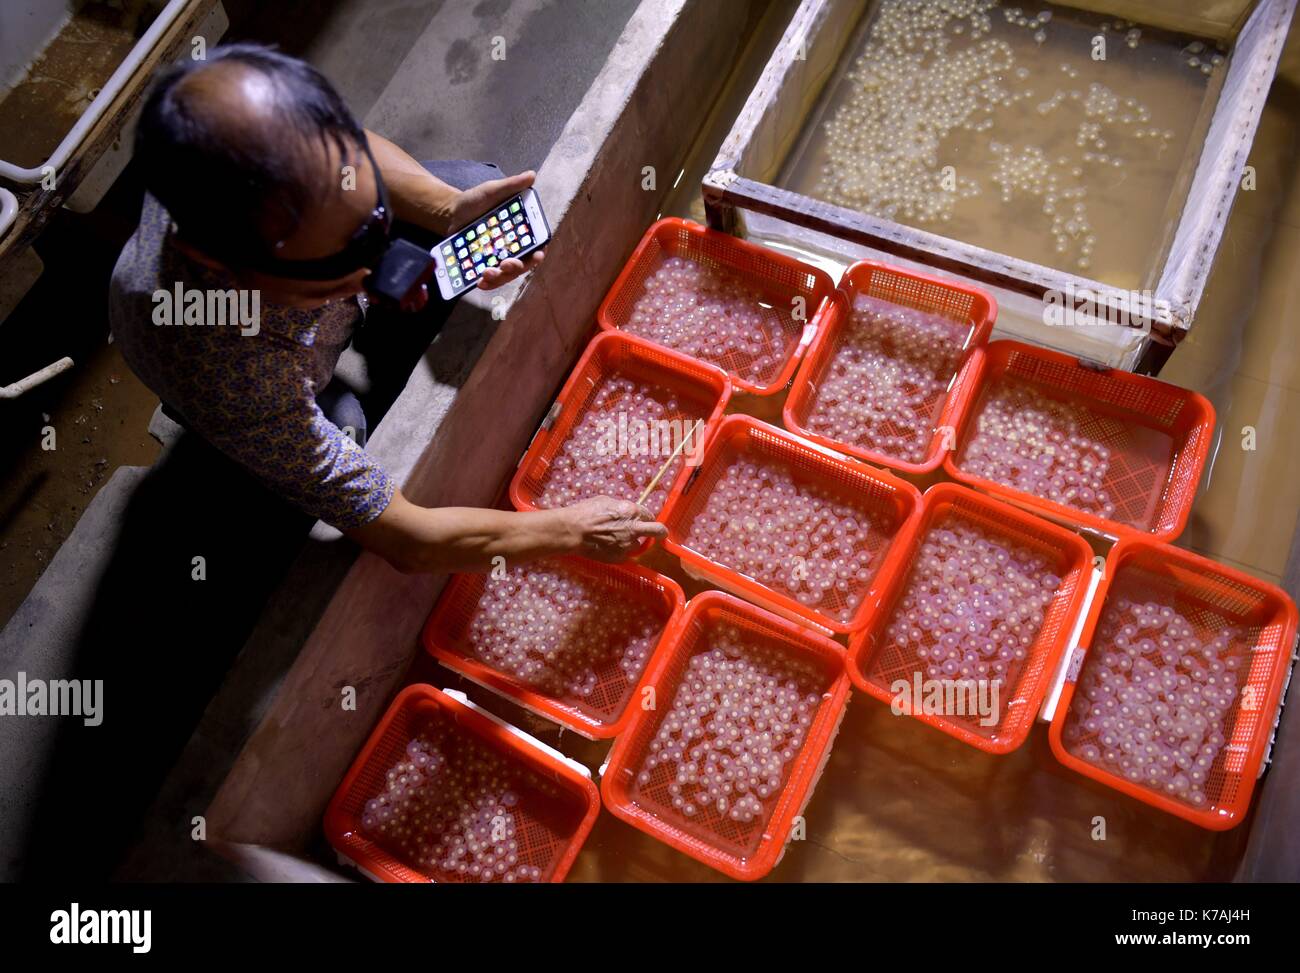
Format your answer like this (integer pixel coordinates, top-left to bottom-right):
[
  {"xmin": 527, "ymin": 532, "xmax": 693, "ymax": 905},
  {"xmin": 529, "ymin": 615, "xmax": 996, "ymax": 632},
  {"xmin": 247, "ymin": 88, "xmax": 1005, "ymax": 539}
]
[{"xmin": 344, "ymin": 489, "xmax": 667, "ymax": 574}]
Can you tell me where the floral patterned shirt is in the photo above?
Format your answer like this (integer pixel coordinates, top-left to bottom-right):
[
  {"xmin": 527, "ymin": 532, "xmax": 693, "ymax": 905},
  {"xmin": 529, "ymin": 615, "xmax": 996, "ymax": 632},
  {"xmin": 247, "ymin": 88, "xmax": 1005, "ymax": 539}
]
[{"xmin": 109, "ymin": 194, "xmax": 396, "ymax": 528}]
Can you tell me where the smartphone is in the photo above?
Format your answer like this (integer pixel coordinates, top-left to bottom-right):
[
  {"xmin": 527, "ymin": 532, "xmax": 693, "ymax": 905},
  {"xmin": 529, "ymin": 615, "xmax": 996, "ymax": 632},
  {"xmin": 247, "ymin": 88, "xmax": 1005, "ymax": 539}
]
[{"xmin": 432, "ymin": 187, "xmax": 550, "ymax": 301}]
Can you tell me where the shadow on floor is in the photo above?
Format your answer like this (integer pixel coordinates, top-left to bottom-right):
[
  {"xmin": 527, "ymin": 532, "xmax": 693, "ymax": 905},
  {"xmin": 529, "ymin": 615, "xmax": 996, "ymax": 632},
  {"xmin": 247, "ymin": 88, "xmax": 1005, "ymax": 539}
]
[{"xmin": 17, "ymin": 430, "xmax": 317, "ymax": 880}]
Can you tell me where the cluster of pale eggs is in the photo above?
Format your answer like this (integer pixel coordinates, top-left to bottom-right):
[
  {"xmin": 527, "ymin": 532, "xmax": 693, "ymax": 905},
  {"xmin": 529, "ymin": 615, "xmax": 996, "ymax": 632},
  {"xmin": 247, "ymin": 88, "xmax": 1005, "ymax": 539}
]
[
  {"xmin": 886, "ymin": 521, "xmax": 1062, "ymax": 696},
  {"xmin": 1002, "ymin": 4, "xmax": 1052, "ymax": 44},
  {"xmin": 815, "ymin": 0, "xmax": 1194, "ymax": 273},
  {"xmin": 1089, "ymin": 17, "xmax": 1145, "ymax": 50},
  {"xmin": 465, "ymin": 561, "xmax": 664, "ymax": 706},
  {"xmin": 803, "ymin": 295, "xmax": 968, "ymax": 464},
  {"xmin": 989, "ymin": 142, "xmax": 1095, "ymax": 268},
  {"xmin": 869, "ymin": 0, "xmax": 997, "ymax": 52},
  {"xmin": 685, "ymin": 460, "xmax": 879, "ymax": 624},
  {"xmin": 633, "ymin": 628, "xmax": 827, "ymax": 825},
  {"xmin": 1063, "ymin": 597, "xmax": 1246, "ymax": 809},
  {"xmin": 1080, "ymin": 82, "xmax": 1173, "ymax": 158},
  {"xmin": 360, "ymin": 730, "xmax": 546, "ymax": 883},
  {"xmin": 960, "ymin": 379, "xmax": 1119, "ymax": 520},
  {"xmin": 817, "ymin": 32, "xmax": 1014, "ymax": 224},
  {"xmin": 537, "ymin": 377, "xmax": 700, "ymax": 516},
  {"xmin": 626, "ymin": 256, "xmax": 798, "ymax": 387},
  {"xmin": 1183, "ymin": 40, "xmax": 1226, "ymax": 77}
]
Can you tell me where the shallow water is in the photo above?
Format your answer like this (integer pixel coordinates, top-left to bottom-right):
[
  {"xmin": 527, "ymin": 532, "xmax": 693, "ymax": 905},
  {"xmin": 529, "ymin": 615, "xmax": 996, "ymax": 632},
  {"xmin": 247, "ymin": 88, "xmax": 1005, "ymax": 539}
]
[{"xmin": 779, "ymin": 0, "xmax": 1220, "ymax": 290}]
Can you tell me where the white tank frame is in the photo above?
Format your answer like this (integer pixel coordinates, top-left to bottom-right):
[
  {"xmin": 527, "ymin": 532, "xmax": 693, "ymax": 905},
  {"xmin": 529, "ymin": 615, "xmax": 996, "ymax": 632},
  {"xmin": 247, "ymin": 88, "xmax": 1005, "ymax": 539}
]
[{"xmin": 0, "ymin": 0, "xmax": 192, "ymax": 184}]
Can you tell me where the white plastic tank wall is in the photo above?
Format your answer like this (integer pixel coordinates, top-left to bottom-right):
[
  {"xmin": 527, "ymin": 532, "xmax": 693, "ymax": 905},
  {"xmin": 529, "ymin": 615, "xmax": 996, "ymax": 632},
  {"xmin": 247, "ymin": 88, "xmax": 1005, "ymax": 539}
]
[{"xmin": 0, "ymin": 0, "xmax": 191, "ymax": 184}]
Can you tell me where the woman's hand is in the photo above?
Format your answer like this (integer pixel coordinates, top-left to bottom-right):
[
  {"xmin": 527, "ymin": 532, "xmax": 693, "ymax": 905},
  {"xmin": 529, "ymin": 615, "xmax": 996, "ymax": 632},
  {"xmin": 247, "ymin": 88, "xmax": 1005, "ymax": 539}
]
[
  {"xmin": 552, "ymin": 496, "xmax": 667, "ymax": 561},
  {"xmin": 443, "ymin": 170, "xmax": 545, "ymax": 291}
]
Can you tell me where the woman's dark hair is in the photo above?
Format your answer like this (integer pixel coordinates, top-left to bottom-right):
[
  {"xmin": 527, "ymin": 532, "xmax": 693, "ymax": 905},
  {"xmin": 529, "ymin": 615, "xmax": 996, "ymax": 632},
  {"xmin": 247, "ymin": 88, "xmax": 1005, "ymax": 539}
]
[{"xmin": 135, "ymin": 42, "xmax": 366, "ymax": 262}]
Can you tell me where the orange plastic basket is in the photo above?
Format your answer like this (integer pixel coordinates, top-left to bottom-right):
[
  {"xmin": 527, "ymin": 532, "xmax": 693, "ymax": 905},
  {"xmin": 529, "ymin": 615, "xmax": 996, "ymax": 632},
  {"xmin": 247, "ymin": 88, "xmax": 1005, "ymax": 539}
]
[
  {"xmin": 422, "ymin": 556, "xmax": 685, "ymax": 739},
  {"xmin": 509, "ymin": 332, "xmax": 731, "ymax": 544},
  {"xmin": 847, "ymin": 484, "xmax": 1094, "ymax": 753},
  {"xmin": 785, "ymin": 261, "xmax": 996, "ymax": 476},
  {"xmin": 661, "ymin": 416, "xmax": 924, "ymax": 634},
  {"xmin": 324, "ymin": 684, "xmax": 599, "ymax": 882},
  {"xmin": 596, "ymin": 218, "xmax": 837, "ymax": 395},
  {"xmin": 945, "ymin": 340, "xmax": 1215, "ymax": 541},
  {"xmin": 601, "ymin": 591, "xmax": 851, "ymax": 880},
  {"xmin": 1049, "ymin": 539, "xmax": 1298, "ymax": 830}
]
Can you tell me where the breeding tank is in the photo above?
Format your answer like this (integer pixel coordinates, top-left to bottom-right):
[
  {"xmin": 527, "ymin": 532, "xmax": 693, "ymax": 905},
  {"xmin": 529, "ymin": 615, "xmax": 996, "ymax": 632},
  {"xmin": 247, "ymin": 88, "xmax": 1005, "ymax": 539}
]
[{"xmin": 704, "ymin": 0, "xmax": 1294, "ymax": 370}]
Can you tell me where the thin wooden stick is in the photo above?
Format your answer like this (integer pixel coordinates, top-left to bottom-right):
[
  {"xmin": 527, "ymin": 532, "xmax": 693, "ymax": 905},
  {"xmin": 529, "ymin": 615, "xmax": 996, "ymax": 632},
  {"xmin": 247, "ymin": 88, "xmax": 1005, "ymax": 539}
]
[{"xmin": 637, "ymin": 420, "xmax": 704, "ymax": 506}]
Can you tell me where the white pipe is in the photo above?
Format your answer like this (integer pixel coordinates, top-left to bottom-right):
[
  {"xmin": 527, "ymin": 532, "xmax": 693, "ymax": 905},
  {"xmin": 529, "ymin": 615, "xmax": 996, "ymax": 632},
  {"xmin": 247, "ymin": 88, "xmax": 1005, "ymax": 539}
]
[
  {"xmin": 1037, "ymin": 562, "xmax": 1106, "ymax": 724},
  {"xmin": 0, "ymin": 0, "xmax": 191, "ymax": 184},
  {"xmin": 0, "ymin": 357, "xmax": 74, "ymax": 399},
  {"xmin": 0, "ymin": 186, "xmax": 16, "ymax": 237}
]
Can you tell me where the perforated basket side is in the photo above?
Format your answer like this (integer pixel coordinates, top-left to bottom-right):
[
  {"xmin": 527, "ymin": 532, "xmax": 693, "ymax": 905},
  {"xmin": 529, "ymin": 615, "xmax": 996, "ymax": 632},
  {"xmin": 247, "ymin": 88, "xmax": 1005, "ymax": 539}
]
[
  {"xmin": 329, "ymin": 699, "xmax": 429, "ymax": 883},
  {"xmin": 600, "ymin": 228, "xmax": 668, "ymax": 330},
  {"xmin": 1000, "ymin": 343, "xmax": 1191, "ymax": 429},
  {"xmin": 845, "ymin": 260, "xmax": 994, "ymax": 325},
  {"xmin": 1155, "ymin": 396, "xmax": 1217, "ymax": 536}
]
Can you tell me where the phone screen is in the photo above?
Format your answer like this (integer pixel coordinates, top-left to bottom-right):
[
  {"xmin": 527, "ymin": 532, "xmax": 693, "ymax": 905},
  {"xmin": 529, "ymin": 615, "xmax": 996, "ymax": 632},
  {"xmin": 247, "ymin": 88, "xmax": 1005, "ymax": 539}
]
[{"xmin": 436, "ymin": 194, "xmax": 542, "ymax": 298}]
